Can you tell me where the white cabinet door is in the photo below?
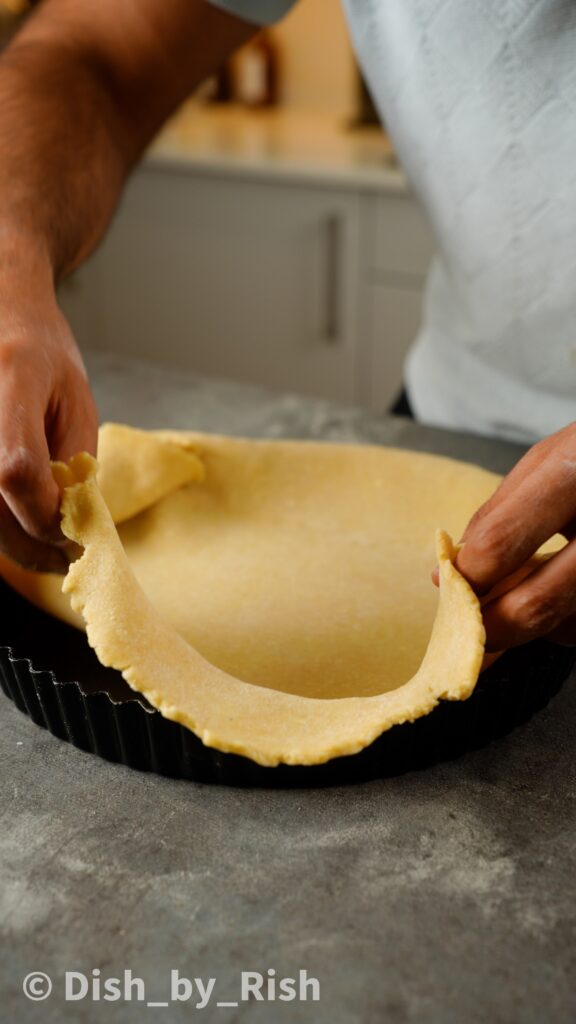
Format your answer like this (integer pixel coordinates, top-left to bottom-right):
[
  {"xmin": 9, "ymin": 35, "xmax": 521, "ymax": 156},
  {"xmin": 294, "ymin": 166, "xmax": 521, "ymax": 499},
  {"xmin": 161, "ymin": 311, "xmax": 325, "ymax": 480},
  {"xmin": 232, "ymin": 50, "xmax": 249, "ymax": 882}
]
[
  {"xmin": 360, "ymin": 282, "xmax": 424, "ymax": 412},
  {"xmin": 91, "ymin": 167, "xmax": 363, "ymax": 404},
  {"xmin": 369, "ymin": 194, "xmax": 434, "ymax": 277}
]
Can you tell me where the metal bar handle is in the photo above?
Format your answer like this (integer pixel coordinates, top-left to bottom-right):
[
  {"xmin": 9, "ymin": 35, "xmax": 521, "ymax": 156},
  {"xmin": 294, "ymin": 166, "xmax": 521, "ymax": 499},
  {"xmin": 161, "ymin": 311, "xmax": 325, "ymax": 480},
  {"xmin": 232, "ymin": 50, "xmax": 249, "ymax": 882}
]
[{"xmin": 323, "ymin": 213, "xmax": 342, "ymax": 344}]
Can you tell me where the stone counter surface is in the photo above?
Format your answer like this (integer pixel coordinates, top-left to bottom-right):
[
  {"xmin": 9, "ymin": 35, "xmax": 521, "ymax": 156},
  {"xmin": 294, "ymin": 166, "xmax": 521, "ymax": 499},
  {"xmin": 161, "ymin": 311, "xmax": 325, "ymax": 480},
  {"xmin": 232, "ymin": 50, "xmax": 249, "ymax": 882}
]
[
  {"xmin": 1, "ymin": 352, "xmax": 575, "ymax": 1024},
  {"xmin": 148, "ymin": 104, "xmax": 406, "ymax": 194}
]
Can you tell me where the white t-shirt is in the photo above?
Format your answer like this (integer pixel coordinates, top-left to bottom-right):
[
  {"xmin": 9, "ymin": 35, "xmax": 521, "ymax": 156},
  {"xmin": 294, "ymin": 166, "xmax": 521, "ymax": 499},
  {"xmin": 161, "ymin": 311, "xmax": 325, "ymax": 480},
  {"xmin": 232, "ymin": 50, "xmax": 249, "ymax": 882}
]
[{"xmin": 209, "ymin": 0, "xmax": 576, "ymax": 443}]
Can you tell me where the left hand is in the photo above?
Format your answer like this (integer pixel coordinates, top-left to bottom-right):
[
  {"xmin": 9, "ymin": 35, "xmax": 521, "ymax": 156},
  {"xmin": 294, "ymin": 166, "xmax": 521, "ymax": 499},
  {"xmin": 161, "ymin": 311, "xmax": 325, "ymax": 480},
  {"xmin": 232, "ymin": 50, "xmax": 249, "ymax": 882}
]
[{"xmin": 435, "ymin": 422, "xmax": 576, "ymax": 651}]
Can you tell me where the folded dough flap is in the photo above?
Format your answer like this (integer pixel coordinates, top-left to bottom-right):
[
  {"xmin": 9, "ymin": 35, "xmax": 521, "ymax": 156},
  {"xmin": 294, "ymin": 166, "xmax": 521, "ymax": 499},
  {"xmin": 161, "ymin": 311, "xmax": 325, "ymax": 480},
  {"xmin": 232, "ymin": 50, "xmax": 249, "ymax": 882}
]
[{"xmin": 95, "ymin": 423, "xmax": 205, "ymax": 524}]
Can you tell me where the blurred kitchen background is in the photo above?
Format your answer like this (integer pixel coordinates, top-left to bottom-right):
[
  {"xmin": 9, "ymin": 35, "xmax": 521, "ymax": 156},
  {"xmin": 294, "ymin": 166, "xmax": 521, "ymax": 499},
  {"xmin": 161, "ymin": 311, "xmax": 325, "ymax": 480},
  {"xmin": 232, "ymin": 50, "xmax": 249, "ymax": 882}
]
[{"xmin": 2, "ymin": 0, "xmax": 434, "ymax": 410}]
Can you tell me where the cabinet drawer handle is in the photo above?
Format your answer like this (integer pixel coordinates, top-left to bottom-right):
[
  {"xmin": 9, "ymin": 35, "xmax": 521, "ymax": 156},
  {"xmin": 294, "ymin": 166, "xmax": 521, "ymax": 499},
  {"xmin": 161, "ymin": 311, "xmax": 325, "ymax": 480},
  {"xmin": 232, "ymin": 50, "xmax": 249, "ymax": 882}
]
[{"xmin": 323, "ymin": 214, "xmax": 341, "ymax": 344}]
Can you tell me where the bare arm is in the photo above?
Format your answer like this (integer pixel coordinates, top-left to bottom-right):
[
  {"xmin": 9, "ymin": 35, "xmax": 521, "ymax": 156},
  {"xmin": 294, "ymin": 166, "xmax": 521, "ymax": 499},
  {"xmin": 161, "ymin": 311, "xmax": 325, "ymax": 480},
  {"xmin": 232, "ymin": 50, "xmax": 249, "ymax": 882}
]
[{"xmin": 0, "ymin": 0, "xmax": 255, "ymax": 570}]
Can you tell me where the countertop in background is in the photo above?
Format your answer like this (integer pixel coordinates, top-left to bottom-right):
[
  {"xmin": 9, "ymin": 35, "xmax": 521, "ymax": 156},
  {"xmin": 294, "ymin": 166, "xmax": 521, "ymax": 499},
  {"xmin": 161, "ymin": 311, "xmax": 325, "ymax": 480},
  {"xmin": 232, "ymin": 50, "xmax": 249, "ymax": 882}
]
[
  {"xmin": 148, "ymin": 102, "xmax": 407, "ymax": 192},
  {"xmin": 1, "ymin": 352, "xmax": 575, "ymax": 1024}
]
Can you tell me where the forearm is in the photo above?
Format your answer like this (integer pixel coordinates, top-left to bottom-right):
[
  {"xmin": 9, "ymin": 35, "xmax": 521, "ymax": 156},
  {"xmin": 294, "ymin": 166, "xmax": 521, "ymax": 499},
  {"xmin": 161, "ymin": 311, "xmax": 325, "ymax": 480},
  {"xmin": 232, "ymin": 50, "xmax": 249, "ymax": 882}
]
[
  {"xmin": 0, "ymin": 0, "xmax": 255, "ymax": 282},
  {"xmin": 0, "ymin": 37, "xmax": 131, "ymax": 281},
  {"xmin": 0, "ymin": 0, "xmax": 254, "ymax": 564}
]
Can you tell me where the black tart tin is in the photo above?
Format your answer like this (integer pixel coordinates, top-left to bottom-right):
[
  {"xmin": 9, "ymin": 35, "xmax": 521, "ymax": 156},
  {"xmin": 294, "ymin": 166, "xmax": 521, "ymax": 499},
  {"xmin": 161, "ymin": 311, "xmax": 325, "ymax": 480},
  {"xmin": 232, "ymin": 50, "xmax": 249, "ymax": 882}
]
[{"xmin": 1, "ymin": 578, "xmax": 574, "ymax": 787}]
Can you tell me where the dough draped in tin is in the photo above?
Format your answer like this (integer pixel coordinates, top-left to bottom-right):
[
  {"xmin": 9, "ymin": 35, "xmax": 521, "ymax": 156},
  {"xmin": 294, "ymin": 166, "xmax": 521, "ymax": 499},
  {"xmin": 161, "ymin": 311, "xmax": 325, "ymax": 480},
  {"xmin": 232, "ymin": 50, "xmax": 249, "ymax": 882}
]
[{"xmin": 2, "ymin": 425, "xmax": 503, "ymax": 767}]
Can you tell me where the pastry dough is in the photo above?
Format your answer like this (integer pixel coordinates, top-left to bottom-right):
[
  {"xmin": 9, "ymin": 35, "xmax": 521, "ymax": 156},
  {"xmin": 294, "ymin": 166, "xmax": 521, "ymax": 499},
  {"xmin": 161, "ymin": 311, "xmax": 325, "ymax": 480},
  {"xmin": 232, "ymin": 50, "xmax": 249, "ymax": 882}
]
[{"xmin": 2, "ymin": 425, "xmax": 508, "ymax": 766}]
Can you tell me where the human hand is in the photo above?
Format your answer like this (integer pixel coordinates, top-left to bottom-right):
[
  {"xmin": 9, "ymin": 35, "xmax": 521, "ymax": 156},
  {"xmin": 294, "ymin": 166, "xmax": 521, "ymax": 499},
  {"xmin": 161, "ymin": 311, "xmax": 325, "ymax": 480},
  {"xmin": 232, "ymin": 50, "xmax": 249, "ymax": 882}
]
[
  {"xmin": 435, "ymin": 424, "xmax": 576, "ymax": 651},
  {"xmin": 0, "ymin": 289, "xmax": 98, "ymax": 573}
]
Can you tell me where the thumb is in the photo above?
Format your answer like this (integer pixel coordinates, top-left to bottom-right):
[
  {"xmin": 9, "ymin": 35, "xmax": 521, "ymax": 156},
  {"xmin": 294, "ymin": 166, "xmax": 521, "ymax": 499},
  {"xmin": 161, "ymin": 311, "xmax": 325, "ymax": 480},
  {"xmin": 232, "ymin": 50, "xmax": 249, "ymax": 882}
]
[
  {"xmin": 46, "ymin": 373, "xmax": 99, "ymax": 466},
  {"xmin": 0, "ymin": 402, "xmax": 63, "ymax": 545}
]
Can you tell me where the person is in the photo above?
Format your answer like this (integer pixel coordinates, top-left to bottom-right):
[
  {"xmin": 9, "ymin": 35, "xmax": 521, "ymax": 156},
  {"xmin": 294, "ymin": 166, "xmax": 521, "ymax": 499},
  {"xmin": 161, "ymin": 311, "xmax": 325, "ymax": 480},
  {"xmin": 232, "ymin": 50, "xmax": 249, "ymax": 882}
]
[{"xmin": 0, "ymin": 0, "xmax": 575, "ymax": 651}]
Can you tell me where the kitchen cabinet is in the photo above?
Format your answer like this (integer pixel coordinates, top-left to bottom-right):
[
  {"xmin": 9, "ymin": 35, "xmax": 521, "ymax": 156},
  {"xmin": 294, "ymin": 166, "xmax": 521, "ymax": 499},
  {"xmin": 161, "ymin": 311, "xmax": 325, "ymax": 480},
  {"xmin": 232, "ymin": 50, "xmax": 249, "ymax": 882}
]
[
  {"xmin": 369, "ymin": 193, "xmax": 433, "ymax": 277},
  {"xmin": 59, "ymin": 161, "xmax": 433, "ymax": 408},
  {"xmin": 358, "ymin": 192, "xmax": 433, "ymax": 410},
  {"xmin": 360, "ymin": 281, "xmax": 426, "ymax": 411}
]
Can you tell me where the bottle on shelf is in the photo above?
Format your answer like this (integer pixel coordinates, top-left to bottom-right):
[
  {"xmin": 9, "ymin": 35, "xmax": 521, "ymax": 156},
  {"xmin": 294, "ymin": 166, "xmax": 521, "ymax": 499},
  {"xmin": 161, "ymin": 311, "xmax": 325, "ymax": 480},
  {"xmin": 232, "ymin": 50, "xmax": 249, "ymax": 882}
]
[{"xmin": 234, "ymin": 30, "xmax": 279, "ymax": 109}]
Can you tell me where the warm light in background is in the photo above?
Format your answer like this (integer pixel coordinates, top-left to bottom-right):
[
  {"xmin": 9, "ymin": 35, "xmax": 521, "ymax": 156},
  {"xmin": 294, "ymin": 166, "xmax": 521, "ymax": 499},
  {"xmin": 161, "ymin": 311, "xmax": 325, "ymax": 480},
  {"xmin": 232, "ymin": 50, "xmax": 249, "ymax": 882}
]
[
  {"xmin": 0, "ymin": 0, "xmax": 30, "ymax": 15},
  {"xmin": 270, "ymin": 0, "xmax": 355, "ymax": 117}
]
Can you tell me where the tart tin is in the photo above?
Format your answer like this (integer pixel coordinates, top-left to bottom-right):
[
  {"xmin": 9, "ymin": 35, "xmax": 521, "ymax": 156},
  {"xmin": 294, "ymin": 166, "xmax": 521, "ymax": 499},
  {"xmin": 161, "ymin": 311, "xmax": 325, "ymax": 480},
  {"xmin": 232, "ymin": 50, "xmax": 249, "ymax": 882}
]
[{"xmin": 1, "ymin": 578, "xmax": 574, "ymax": 787}]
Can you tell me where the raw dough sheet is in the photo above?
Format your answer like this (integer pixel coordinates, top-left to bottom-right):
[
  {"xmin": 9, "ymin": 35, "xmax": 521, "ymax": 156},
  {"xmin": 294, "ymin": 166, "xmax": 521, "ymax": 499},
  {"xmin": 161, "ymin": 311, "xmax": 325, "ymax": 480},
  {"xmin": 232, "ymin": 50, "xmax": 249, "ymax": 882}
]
[{"xmin": 0, "ymin": 425, "xmax": 502, "ymax": 766}]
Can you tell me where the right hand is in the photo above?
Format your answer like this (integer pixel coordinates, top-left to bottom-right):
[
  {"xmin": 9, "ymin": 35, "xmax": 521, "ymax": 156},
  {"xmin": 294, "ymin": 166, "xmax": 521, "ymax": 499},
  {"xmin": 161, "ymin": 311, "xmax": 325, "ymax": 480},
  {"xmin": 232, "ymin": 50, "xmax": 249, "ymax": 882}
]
[{"xmin": 0, "ymin": 291, "xmax": 98, "ymax": 573}]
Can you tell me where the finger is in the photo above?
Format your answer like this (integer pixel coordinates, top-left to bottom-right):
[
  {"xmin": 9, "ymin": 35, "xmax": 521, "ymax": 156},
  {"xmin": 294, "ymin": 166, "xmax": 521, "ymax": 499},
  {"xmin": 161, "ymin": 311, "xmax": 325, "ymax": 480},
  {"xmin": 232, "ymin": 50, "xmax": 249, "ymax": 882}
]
[
  {"xmin": 460, "ymin": 423, "xmax": 576, "ymax": 529},
  {"xmin": 434, "ymin": 427, "xmax": 576, "ymax": 596},
  {"xmin": 432, "ymin": 551, "xmax": 546, "ymax": 602},
  {"xmin": 546, "ymin": 614, "xmax": 576, "ymax": 645},
  {"xmin": 0, "ymin": 341, "xmax": 64, "ymax": 542},
  {"xmin": 46, "ymin": 372, "xmax": 99, "ymax": 464},
  {"xmin": 0, "ymin": 393, "xmax": 63, "ymax": 545},
  {"xmin": 0, "ymin": 494, "xmax": 67, "ymax": 573},
  {"xmin": 455, "ymin": 450, "xmax": 576, "ymax": 595},
  {"xmin": 481, "ymin": 539, "xmax": 576, "ymax": 650}
]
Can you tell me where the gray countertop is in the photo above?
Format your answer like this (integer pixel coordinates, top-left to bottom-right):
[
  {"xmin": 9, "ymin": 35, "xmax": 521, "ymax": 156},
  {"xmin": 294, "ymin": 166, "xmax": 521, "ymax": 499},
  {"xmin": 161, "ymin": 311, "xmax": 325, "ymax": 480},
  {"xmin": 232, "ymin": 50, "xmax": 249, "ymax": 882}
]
[{"xmin": 2, "ymin": 352, "xmax": 575, "ymax": 1024}]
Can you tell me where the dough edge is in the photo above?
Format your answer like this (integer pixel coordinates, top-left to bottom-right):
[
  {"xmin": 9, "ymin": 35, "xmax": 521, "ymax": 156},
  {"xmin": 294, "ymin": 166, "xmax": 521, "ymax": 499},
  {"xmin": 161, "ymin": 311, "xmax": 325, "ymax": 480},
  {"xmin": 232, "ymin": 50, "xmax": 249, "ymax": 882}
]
[{"xmin": 53, "ymin": 450, "xmax": 486, "ymax": 768}]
